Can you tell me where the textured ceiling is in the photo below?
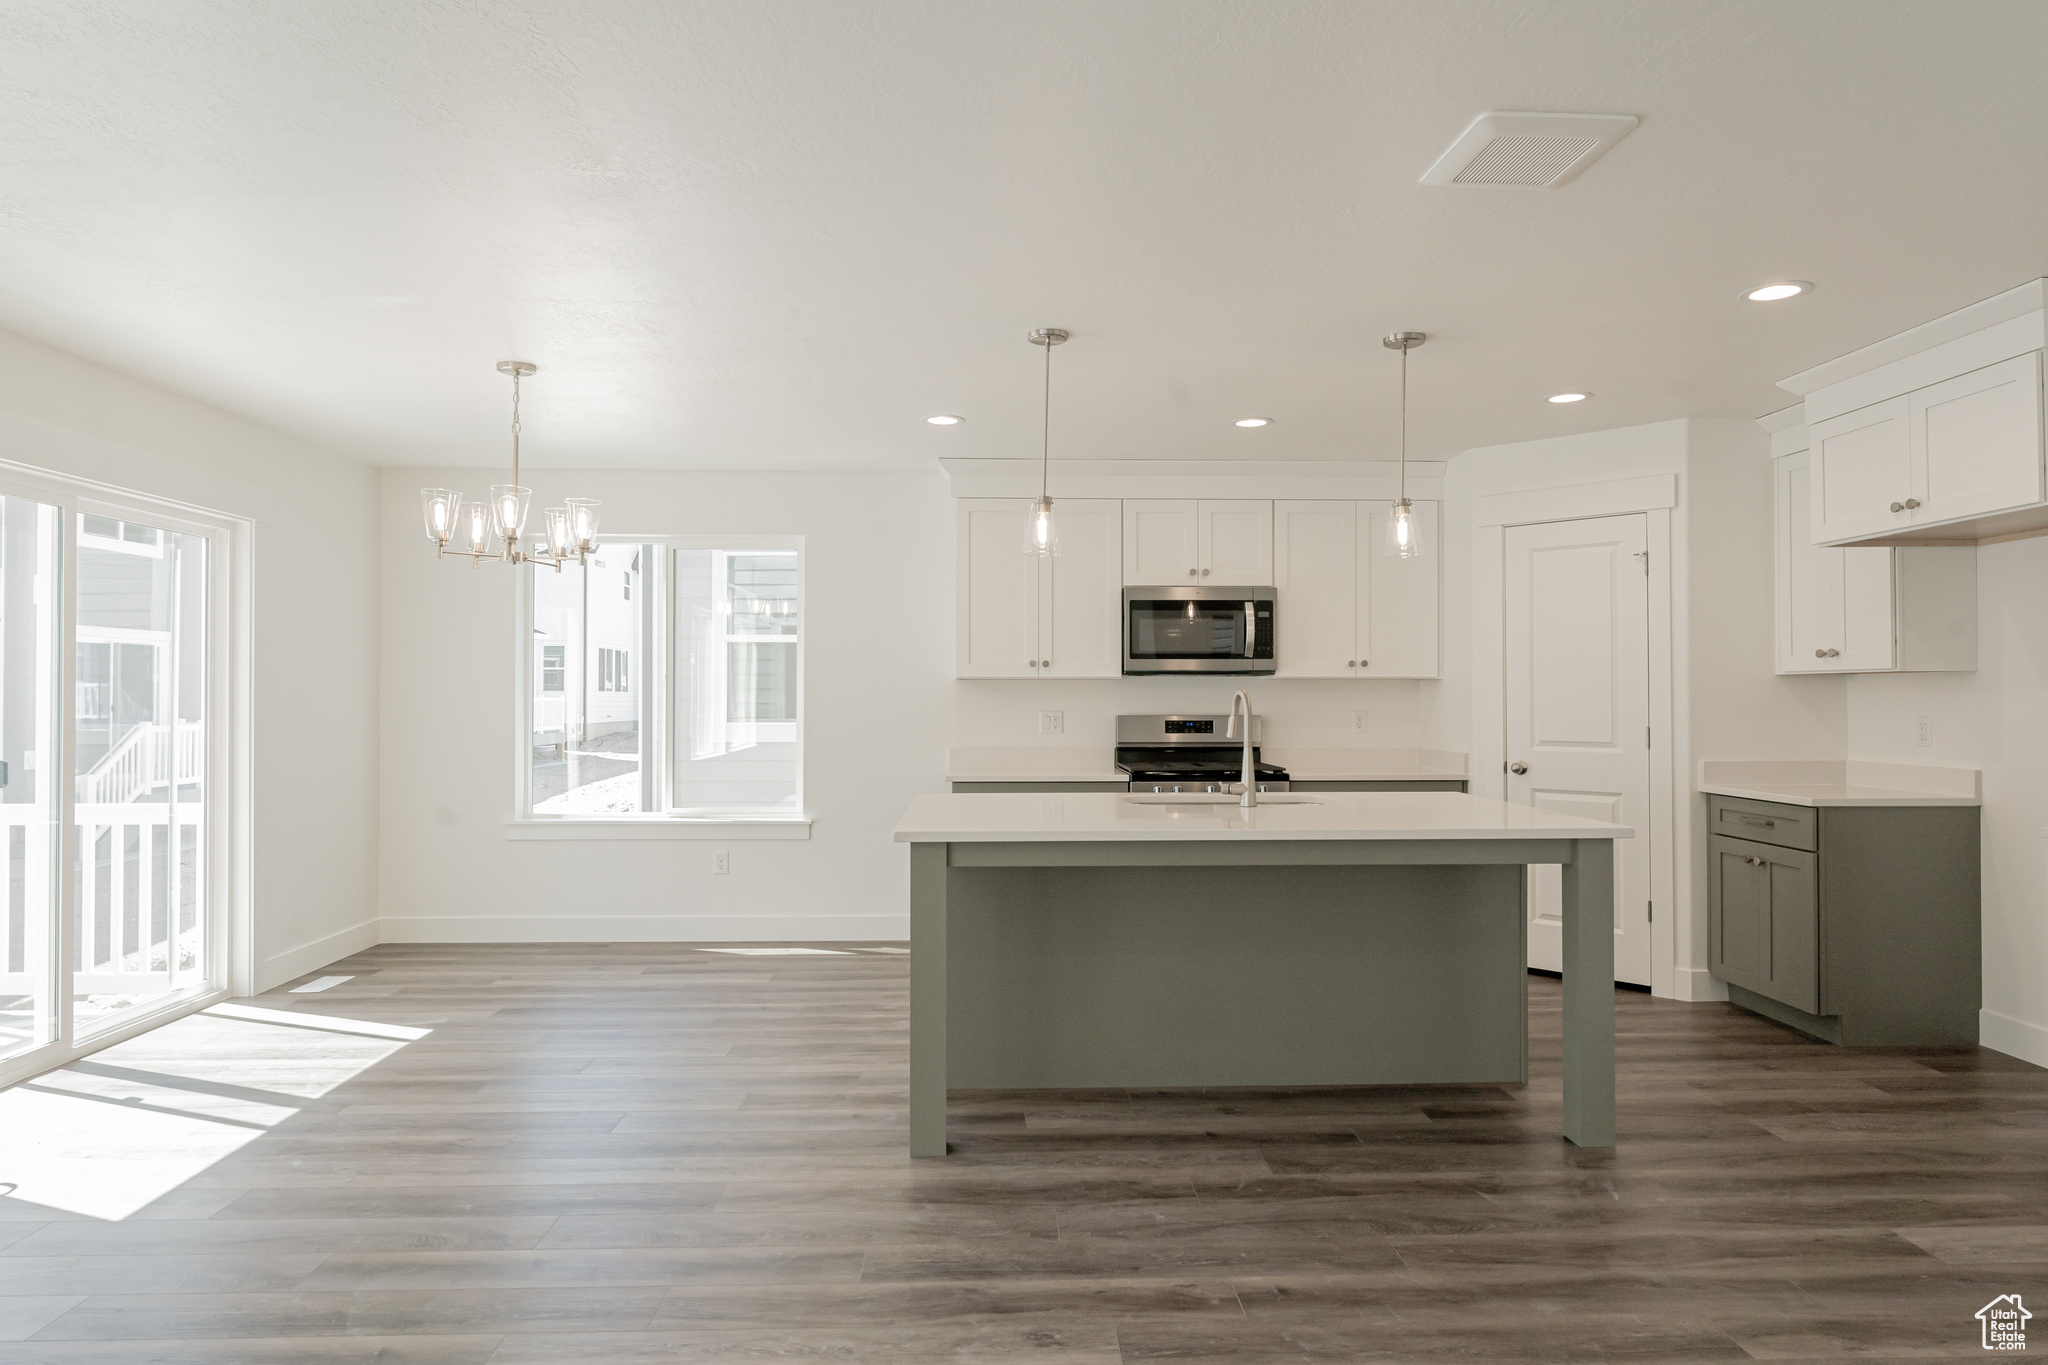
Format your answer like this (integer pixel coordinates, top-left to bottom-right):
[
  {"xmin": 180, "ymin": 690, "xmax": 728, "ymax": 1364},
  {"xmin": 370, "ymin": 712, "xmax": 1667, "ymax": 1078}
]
[{"xmin": 0, "ymin": 1, "xmax": 2044, "ymax": 470}]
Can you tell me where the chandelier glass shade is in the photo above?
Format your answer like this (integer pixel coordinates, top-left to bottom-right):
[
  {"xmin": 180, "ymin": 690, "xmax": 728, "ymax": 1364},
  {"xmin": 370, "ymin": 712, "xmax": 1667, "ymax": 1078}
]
[{"xmin": 423, "ymin": 362, "xmax": 599, "ymax": 571}]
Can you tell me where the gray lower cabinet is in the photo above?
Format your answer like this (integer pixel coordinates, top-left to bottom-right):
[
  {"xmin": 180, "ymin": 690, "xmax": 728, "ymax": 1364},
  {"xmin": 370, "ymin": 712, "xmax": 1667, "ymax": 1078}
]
[{"xmin": 1706, "ymin": 793, "xmax": 1979, "ymax": 1045}]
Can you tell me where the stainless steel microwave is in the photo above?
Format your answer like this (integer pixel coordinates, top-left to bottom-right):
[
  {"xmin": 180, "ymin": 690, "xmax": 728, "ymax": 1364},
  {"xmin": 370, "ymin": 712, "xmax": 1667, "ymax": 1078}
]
[{"xmin": 1122, "ymin": 586, "xmax": 1276, "ymax": 675}]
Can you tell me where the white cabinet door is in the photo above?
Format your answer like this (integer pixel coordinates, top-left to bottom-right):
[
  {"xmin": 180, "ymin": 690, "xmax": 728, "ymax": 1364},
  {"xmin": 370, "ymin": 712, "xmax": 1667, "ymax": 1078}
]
[
  {"xmin": 1123, "ymin": 501, "xmax": 1199, "ymax": 583},
  {"xmin": 1913, "ymin": 352, "xmax": 2045, "ymax": 526},
  {"xmin": 1272, "ymin": 501, "xmax": 1356, "ymax": 677},
  {"xmin": 1198, "ymin": 500, "xmax": 1273, "ymax": 583},
  {"xmin": 1811, "ymin": 396, "xmax": 1912, "ymax": 544},
  {"xmin": 955, "ymin": 500, "xmax": 1039, "ymax": 678},
  {"xmin": 1040, "ymin": 500, "xmax": 1123, "ymax": 678},
  {"xmin": 1776, "ymin": 454, "xmax": 1896, "ymax": 673},
  {"xmin": 1358, "ymin": 500, "xmax": 1440, "ymax": 678}
]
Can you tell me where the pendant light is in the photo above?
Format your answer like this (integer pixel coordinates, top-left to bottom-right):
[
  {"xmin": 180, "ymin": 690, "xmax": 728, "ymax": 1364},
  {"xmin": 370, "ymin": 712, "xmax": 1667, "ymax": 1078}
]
[
  {"xmin": 1381, "ymin": 331, "xmax": 1427, "ymax": 560},
  {"xmin": 422, "ymin": 362, "xmax": 601, "ymax": 571},
  {"xmin": 1024, "ymin": 327, "xmax": 1069, "ymax": 556}
]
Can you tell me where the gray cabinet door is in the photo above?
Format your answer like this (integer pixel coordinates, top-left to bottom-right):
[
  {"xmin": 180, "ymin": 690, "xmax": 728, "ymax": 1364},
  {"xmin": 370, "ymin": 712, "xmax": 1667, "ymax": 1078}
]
[{"xmin": 1709, "ymin": 835, "xmax": 1819, "ymax": 1014}]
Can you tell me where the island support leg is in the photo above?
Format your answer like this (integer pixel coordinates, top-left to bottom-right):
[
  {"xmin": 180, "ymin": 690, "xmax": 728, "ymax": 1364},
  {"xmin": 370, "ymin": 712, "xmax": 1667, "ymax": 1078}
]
[
  {"xmin": 1560, "ymin": 839, "xmax": 1616, "ymax": 1148},
  {"xmin": 909, "ymin": 842, "xmax": 948, "ymax": 1157}
]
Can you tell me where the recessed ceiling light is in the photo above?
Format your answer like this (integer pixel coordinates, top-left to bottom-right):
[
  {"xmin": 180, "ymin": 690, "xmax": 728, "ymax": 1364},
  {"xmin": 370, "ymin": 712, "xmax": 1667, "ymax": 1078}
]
[
  {"xmin": 1233, "ymin": 417, "xmax": 1272, "ymax": 428},
  {"xmin": 1548, "ymin": 392, "xmax": 1591, "ymax": 404},
  {"xmin": 1746, "ymin": 281, "xmax": 1812, "ymax": 302},
  {"xmin": 924, "ymin": 414, "xmax": 963, "ymax": 425}
]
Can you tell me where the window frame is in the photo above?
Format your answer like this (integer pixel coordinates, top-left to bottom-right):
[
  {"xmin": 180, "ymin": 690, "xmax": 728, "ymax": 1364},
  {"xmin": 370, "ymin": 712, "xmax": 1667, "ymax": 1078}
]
[{"xmin": 509, "ymin": 534, "xmax": 808, "ymax": 839}]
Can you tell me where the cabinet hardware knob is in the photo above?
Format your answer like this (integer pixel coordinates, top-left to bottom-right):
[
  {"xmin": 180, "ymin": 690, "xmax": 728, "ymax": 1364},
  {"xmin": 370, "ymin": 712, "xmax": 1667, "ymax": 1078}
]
[
  {"xmin": 1890, "ymin": 501, "xmax": 1904, "ymax": 513},
  {"xmin": 1815, "ymin": 648, "xmax": 1827, "ymax": 658},
  {"xmin": 1904, "ymin": 498, "xmax": 1920, "ymax": 509},
  {"xmin": 1347, "ymin": 661, "xmax": 1356, "ymax": 668},
  {"xmin": 1360, "ymin": 660, "xmax": 1368, "ymax": 668},
  {"xmin": 1827, "ymin": 648, "xmax": 1839, "ymax": 657},
  {"xmin": 1041, "ymin": 659, "xmax": 1050, "ymax": 667},
  {"xmin": 1200, "ymin": 568, "xmax": 1210, "ymax": 576},
  {"xmin": 1509, "ymin": 762, "xmax": 1528, "ymax": 775},
  {"xmin": 1188, "ymin": 568, "xmax": 1198, "ymax": 577},
  {"xmin": 1028, "ymin": 660, "xmax": 1038, "ymax": 668}
]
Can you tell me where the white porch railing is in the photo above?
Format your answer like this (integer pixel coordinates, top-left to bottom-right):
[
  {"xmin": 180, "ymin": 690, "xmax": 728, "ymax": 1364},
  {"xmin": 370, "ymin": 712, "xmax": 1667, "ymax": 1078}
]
[
  {"xmin": 77, "ymin": 722, "xmax": 204, "ymax": 806},
  {"xmin": 0, "ymin": 800, "xmax": 206, "ymax": 1001}
]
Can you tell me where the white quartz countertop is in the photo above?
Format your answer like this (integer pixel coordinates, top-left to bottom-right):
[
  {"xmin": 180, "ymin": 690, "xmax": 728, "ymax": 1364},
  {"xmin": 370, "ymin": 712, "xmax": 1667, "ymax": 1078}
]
[
  {"xmin": 1698, "ymin": 760, "xmax": 1982, "ymax": 808},
  {"xmin": 945, "ymin": 746, "xmax": 1469, "ymax": 783},
  {"xmin": 896, "ymin": 790, "xmax": 1633, "ymax": 843}
]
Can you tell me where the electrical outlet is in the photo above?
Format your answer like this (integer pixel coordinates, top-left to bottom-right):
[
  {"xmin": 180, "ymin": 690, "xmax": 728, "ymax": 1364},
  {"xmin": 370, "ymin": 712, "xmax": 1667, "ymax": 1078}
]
[
  {"xmin": 1915, "ymin": 715, "xmax": 1934, "ymax": 747},
  {"xmin": 1038, "ymin": 710, "xmax": 1063, "ymax": 734},
  {"xmin": 1350, "ymin": 710, "xmax": 1368, "ymax": 732},
  {"xmin": 713, "ymin": 851, "xmax": 730, "ymax": 875}
]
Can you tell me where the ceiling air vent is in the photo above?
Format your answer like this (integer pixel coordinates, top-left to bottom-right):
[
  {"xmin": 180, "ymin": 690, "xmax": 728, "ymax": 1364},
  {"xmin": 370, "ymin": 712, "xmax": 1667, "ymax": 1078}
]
[{"xmin": 1420, "ymin": 111, "xmax": 1639, "ymax": 188}]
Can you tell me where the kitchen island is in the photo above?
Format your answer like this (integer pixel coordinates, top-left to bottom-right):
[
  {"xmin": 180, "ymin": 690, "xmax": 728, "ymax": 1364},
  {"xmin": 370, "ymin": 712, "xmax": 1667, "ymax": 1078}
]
[{"xmin": 894, "ymin": 790, "xmax": 1633, "ymax": 1156}]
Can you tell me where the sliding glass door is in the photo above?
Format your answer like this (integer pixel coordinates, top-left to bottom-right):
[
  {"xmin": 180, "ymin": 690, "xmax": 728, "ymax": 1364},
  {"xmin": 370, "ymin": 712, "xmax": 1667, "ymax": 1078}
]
[
  {"xmin": 72, "ymin": 513, "xmax": 209, "ymax": 1034},
  {"xmin": 0, "ymin": 496, "xmax": 61, "ymax": 1065}
]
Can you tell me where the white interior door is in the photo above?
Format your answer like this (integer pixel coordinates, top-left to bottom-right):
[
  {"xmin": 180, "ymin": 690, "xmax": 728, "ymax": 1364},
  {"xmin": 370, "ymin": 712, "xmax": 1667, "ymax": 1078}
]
[{"xmin": 1504, "ymin": 513, "xmax": 1652, "ymax": 986}]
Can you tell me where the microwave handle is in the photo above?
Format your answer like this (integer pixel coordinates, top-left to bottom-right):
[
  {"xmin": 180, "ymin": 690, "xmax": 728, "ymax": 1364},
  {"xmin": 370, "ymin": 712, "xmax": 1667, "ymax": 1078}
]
[{"xmin": 1245, "ymin": 601, "xmax": 1256, "ymax": 657}]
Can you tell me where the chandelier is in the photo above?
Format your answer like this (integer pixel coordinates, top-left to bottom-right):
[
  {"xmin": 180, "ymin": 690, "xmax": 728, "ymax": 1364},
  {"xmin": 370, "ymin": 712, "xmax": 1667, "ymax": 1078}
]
[{"xmin": 420, "ymin": 361, "xmax": 600, "ymax": 571}]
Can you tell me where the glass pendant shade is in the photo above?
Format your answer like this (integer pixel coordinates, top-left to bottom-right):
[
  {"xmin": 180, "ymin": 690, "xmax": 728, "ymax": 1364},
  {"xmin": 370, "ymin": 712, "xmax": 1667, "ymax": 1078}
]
[
  {"xmin": 543, "ymin": 506, "xmax": 570, "ymax": 557},
  {"xmin": 461, "ymin": 500, "xmax": 495, "ymax": 555},
  {"xmin": 421, "ymin": 488, "xmax": 462, "ymax": 543},
  {"xmin": 1384, "ymin": 498, "xmax": 1424, "ymax": 560},
  {"xmin": 1024, "ymin": 496, "xmax": 1059, "ymax": 557},
  {"xmin": 565, "ymin": 498, "xmax": 602, "ymax": 550},
  {"xmin": 489, "ymin": 484, "xmax": 532, "ymax": 539}
]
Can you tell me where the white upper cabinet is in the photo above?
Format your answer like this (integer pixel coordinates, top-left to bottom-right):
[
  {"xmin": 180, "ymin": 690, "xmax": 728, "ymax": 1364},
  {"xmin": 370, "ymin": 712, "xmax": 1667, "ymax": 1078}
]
[
  {"xmin": 1198, "ymin": 501, "xmax": 1274, "ymax": 583},
  {"xmin": 1785, "ymin": 281, "xmax": 2048, "ymax": 547},
  {"xmin": 1123, "ymin": 500, "xmax": 1272, "ymax": 583},
  {"xmin": 1273, "ymin": 499, "xmax": 1440, "ymax": 679},
  {"xmin": 956, "ymin": 498, "xmax": 1121, "ymax": 679},
  {"xmin": 1774, "ymin": 450, "xmax": 1976, "ymax": 675},
  {"xmin": 1914, "ymin": 353, "xmax": 2044, "ymax": 524},
  {"xmin": 1272, "ymin": 501, "xmax": 1356, "ymax": 677},
  {"xmin": 1039, "ymin": 501, "xmax": 1123, "ymax": 679},
  {"xmin": 1810, "ymin": 397, "xmax": 1911, "ymax": 543}
]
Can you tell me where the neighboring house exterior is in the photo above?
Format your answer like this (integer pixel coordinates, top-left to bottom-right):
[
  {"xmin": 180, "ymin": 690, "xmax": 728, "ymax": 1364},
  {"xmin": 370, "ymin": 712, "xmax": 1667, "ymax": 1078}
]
[{"xmin": 533, "ymin": 550, "xmax": 639, "ymax": 749}]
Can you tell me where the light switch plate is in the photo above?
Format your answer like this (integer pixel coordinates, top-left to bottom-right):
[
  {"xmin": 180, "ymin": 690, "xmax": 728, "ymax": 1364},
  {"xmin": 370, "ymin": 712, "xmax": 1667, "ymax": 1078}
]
[{"xmin": 1038, "ymin": 710, "xmax": 1063, "ymax": 734}]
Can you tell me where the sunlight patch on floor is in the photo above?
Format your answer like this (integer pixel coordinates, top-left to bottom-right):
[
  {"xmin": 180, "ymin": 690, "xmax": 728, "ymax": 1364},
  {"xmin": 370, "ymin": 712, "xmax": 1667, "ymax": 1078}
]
[{"xmin": 0, "ymin": 1002, "xmax": 429, "ymax": 1220}]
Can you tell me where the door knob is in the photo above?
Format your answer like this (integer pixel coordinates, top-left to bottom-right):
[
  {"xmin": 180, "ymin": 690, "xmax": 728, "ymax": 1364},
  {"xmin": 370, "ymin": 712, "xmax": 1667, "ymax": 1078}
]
[
  {"xmin": 1509, "ymin": 762, "xmax": 1528, "ymax": 775},
  {"xmin": 1904, "ymin": 498, "xmax": 1920, "ymax": 509}
]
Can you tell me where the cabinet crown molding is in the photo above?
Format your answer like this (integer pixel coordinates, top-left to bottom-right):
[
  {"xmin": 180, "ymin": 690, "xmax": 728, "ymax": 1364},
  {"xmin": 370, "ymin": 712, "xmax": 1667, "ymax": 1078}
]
[{"xmin": 1779, "ymin": 278, "xmax": 2046, "ymax": 397}]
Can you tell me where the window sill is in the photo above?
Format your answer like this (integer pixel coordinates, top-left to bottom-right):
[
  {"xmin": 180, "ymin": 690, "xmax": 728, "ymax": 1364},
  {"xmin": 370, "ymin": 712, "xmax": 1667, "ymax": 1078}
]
[{"xmin": 504, "ymin": 817, "xmax": 812, "ymax": 841}]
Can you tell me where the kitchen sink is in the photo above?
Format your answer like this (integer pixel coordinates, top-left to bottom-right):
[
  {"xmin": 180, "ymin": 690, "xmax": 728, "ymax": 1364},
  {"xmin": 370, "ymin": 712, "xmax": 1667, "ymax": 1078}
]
[{"xmin": 1120, "ymin": 792, "xmax": 1339, "ymax": 806}]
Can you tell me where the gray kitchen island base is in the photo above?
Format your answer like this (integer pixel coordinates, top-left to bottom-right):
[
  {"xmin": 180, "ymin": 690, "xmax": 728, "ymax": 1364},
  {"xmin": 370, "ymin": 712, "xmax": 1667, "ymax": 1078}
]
[{"xmin": 909, "ymin": 837, "xmax": 1616, "ymax": 1155}]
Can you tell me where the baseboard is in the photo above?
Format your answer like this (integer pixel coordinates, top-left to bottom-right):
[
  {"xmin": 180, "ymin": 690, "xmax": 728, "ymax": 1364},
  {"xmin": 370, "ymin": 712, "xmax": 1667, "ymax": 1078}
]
[
  {"xmin": 1980, "ymin": 1008, "xmax": 2048, "ymax": 1069},
  {"xmin": 377, "ymin": 914, "xmax": 910, "ymax": 944},
  {"xmin": 1673, "ymin": 967, "xmax": 1729, "ymax": 1003},
  {"xmin": 258, "ymin": 917, "xmax": 381, "ymax": 993}
]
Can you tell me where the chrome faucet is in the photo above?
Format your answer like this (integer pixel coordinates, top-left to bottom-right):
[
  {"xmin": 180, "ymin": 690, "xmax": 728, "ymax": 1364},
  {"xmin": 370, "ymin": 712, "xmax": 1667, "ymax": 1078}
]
[{"xmin": 1225, "ymin": 689, "xmax": 1258, "ymax": 809}]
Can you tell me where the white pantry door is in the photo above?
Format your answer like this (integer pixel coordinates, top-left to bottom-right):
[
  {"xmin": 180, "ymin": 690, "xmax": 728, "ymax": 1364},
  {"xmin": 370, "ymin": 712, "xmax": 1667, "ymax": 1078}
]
[{"xmin": 1504, "ymin": 513, "xmax": 1652, "ymax": 987}]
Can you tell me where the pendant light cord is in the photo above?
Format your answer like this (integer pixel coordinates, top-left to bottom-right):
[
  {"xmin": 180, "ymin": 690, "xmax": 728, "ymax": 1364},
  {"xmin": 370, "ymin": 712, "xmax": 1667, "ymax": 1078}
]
[
  {"xmin": 511, "ymin": 369, "xmax": 523, "ymax": 489},
  {"xmin": 1399, "ymin": 341, "xmax": 1407, "ymax": 505},
  {"xmin": 1041, "ymin": 336, "xmax": 1052, "ymax": 501}
]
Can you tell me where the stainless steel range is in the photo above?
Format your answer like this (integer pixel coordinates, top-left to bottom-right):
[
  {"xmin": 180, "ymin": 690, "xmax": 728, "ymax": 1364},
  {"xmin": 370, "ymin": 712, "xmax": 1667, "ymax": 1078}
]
[{"xmin": 1114, "ymin": 713, "xmax": 1291, "ymax": 794}]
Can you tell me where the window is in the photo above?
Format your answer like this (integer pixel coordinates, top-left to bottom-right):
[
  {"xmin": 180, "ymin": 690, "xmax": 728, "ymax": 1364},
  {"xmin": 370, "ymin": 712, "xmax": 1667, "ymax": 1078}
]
[{"xmin": 523, "ymin": 539, "xmax": 801, "ymax": 821}]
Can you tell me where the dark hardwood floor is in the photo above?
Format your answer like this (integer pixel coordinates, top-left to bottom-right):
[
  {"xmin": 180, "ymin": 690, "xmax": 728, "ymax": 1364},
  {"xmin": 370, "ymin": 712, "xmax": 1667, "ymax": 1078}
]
[{"xmin": 4, "ymin": 941, "xmax": 2047, "ymax": 1362}]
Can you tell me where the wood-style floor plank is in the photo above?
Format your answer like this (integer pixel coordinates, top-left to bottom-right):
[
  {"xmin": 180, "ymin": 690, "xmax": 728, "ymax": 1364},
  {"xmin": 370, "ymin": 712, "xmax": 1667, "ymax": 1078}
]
[{"xmin": 1, "ymin": 941, "xmax": 2044, "ymax": 1361}]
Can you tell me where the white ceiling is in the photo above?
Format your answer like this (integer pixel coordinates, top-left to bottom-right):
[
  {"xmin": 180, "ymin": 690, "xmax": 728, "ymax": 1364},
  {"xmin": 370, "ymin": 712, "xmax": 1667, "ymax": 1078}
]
[{"xmin": 0, "ymin": 1, "xmax": 2044, "ymax": 470}]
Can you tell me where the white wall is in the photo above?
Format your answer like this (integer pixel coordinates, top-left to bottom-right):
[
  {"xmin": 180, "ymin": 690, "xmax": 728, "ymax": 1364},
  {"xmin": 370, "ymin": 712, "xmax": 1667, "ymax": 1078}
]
[
  {"xmin": 378, "ymin": 468, "xmax": 953, "ymax": 941},
  {"xmin": 0, "ymin": 327, "xmax": 380, "ymax": 991},
  {"xmin": 1847, "ymin": 536, "xmax": 2048, "ymax": 1065}
]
